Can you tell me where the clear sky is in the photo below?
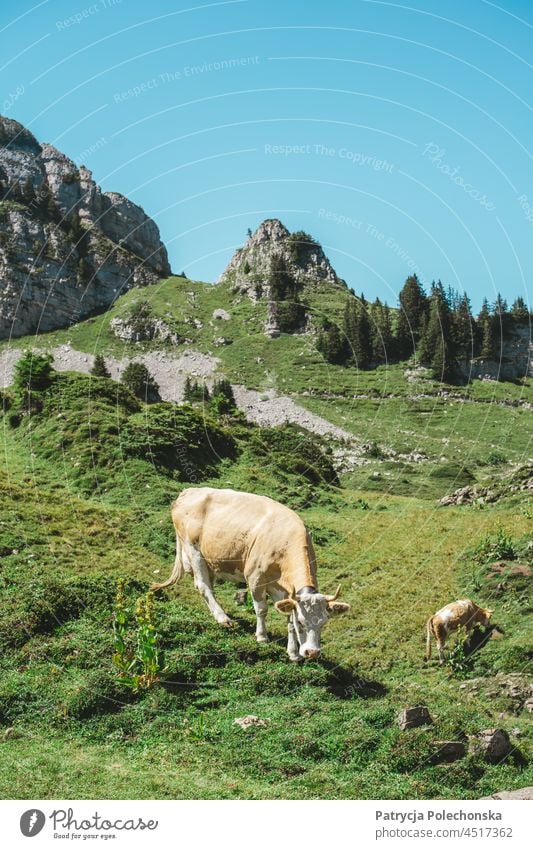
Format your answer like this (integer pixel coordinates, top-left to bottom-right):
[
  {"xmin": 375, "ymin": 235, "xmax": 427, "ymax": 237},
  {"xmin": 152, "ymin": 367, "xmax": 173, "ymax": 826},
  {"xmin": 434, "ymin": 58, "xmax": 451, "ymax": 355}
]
[{"xmin": 1, "ymin": 0, "xmax": 532, "ymax": 310}]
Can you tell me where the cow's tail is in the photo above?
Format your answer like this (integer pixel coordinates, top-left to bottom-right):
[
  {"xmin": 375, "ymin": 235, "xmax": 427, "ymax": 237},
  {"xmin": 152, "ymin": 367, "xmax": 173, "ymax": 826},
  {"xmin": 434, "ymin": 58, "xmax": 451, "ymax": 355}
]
[
  {"xmin": 151, "ymin": 535, "xmax": 184, "ymax": 591},
  {"xmin": 425, "ymin": 617, "xmax": 433, "ymax": 660}
]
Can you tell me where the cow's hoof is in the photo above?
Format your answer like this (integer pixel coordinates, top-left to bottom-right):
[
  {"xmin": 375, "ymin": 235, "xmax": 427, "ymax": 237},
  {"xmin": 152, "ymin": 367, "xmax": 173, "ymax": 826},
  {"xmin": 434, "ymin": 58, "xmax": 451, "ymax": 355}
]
[
  {"xmin": 220, "ymin": 618, "xmax": 234, "ymax": 628},
  {"xmin": 256, "ymin": 636, "xmax": 269, "ymax": 644},
  {"xmin": 288, "ymin": 655, "xmax": 301, "ymax": 663}
]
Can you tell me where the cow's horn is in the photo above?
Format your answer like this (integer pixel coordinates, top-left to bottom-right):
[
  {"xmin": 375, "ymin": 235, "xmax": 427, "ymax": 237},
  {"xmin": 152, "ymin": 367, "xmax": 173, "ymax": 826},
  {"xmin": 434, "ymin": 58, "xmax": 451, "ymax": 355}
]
[
  {"xmin": 326, "ymin": 584, "xmax": 341, "ymax": 602},
  {"xmin": 289, "ymin": 585, "xmax": 296, "ymax": 600}
]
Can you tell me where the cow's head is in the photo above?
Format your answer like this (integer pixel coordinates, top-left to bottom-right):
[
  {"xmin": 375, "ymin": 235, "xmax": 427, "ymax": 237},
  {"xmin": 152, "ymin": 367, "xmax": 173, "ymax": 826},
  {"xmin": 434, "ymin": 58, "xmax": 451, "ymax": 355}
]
[
  {"xmin": 479, "ymin": 607, "xmax": 493, "ymax": 626},
  {"xmin": 275, "ymin": 585, "xmax": 350, "ymax": 659}
]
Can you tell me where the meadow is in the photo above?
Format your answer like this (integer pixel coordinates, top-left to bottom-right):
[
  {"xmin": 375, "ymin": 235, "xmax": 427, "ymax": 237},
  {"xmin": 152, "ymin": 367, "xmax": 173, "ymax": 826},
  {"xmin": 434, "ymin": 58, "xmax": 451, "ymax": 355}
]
[{"xmin": 0, "ymin": 276, "xmax": 531, "ymax": 799}]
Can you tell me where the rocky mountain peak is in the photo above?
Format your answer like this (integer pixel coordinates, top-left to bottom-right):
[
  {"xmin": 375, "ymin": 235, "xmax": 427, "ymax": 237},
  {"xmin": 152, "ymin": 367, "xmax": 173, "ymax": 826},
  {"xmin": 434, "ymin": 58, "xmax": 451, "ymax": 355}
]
[
  {"xmin": 0, "ymin": 114, "xmax": 170, "ymax": 339},
  {"xmin": 247, "ymin": 218, "xmax": 289, "ymax": 245},
  {"xmin": 218, "ymin": 218, "xmax": 345, "ymax": 300}
]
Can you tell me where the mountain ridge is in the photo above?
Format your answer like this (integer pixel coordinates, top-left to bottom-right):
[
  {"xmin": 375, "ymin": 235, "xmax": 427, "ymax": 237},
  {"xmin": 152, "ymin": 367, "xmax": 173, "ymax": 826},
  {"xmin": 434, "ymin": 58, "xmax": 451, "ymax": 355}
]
[{"xmin": 0, "ymin": 115, "xmax": 170, "ymax": 339}]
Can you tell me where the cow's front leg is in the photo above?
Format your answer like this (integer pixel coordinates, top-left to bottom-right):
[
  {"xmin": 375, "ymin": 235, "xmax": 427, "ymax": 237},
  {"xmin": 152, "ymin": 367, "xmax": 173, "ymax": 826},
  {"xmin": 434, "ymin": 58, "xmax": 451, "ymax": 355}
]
[
  {"xmin": 251, "ymin": 590, "xmax": 268, "ymax": 643},
  {"xmin": 287, "ymin": 616, "xmax": 300, "ymax": 662}
]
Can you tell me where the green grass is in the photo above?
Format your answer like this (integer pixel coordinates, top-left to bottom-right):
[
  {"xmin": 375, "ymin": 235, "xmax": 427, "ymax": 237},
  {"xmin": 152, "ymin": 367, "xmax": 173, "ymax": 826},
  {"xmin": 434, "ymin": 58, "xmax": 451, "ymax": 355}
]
[
  {"xmin": 0, "ymin": 286, "xmax": 531, "ymax": 799},
  {"xmin": 0, "ymin": 387, "xmax": 531, "ymax": 797}
]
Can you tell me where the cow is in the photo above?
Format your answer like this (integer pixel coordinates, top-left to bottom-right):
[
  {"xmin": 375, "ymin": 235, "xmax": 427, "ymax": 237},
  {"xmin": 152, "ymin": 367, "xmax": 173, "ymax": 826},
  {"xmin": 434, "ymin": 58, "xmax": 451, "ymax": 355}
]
[
  {"xmin": 151, "ymin": 487, "xmax": 350, "ymax": 660},
  {"xmin": 425, "ymin": 598, "xmax": 493, "ymax": 664}
]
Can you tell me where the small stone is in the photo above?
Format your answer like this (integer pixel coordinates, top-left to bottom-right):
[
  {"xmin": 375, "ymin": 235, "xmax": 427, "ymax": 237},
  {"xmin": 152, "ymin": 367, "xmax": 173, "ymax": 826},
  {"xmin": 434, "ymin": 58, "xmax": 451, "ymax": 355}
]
[
  {"xmin": 233, "ymin": 715, "xmax": 267, "ymax": 730},
  {"xmin": 398, "ymin": 706, "xmax": 433, "ymax": 730},
  {"xmin": 432, "ymin": 740, "xmax": 466, "ymax": 762}
]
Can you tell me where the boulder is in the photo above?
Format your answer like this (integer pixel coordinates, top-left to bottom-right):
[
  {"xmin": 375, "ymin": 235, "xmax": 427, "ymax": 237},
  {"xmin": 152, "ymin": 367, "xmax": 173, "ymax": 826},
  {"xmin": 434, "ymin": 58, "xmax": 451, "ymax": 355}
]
[
  {"xmin": 481, "ymin": 786, "xmax": 533, "ymax": 800},
  {"xmin": 212, "ymin": 308, "xmax": 231, "ymax": 320},
  {"xmin": 469, "ymin": 728, "xmax": 512, "ymax": 763},
  {"xmin": 397, "ymin": 706, "xmax": 433, "ymax": 730}
]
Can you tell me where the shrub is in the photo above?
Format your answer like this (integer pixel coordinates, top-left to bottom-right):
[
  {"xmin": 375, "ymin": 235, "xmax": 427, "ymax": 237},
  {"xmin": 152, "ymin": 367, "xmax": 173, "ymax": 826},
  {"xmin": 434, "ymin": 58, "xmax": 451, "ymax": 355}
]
[
  {"xmin": 121, "ymin": 404, "xmax": 237, "ymax": 478},
  {"xmin": 473, "ymin": 528, "xmax": 517, "ymax": 563},
  {"xmin": 487, "ymin": 450, "xmax": 508, "ymax": 466},
  {"xmin": 248, "ymin": 425, "xmax": 339, "ymax": 486}
]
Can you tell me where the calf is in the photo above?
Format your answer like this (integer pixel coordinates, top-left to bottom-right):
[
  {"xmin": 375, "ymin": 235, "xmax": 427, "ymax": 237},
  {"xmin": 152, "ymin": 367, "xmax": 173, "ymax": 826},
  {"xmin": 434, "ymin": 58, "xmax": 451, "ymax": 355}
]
[{"xmin": 425, "ymin": 598, "xmax": 493, "ymax": 664}]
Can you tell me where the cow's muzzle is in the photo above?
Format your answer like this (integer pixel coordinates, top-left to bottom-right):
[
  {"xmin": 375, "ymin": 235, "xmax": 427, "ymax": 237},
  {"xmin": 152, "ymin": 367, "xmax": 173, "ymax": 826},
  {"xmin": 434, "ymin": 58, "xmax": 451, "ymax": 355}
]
[{"xmin": 302, "ymin": 648, "xmax": 321, "ymax": 660}]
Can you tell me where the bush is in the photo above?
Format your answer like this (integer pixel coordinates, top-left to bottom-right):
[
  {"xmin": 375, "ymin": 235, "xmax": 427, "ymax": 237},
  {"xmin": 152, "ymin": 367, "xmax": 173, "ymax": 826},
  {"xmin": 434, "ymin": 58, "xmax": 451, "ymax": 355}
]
[
  {"xmin": 248, "ymin": 425, "xmax": 339, "ymax": 487},
  {"xmin": 121, "ymin": 404, "xmax": 237, "ymax": 478}
]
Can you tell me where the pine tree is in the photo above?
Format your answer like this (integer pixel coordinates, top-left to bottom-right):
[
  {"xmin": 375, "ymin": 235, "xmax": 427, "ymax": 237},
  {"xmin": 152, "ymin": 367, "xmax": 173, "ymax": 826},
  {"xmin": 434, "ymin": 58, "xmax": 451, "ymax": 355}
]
[
  {"xmin": 511, "ymin": 296, "xmax": 529, "ymax": 322},
  {"xmin": 121, "ymin": 362, "xmax": 160, "ymax": 402},
  {"xmin": 419, "ymin": 282, "xmax": 456, "ymax": 381},
  {"xmin": 395, "ymin": 274, "xmax": 428, "ymax": 360},
  {"xmin": 453, "ymin": 293, "xmax": 476, "ymax": 364},
  {"xmin": 211, "ymin": 378, "xmax": 236, "ymax": 415},
  {"xmin": 369, "ymin": 298, "xmax": 395, "ymax": 364},
  {"xmin": 479, "ymin": 316, "xmax": 496, "ymax": 359},
  {"xmin": 343, "ymin": 295, "xmax": 372, "ymax": 369},
  {"xmin": 90, "ymin": 354, "xmax": 111, "ymax": 378},
  {"xmin": 268, "ymin": 253, "xmax": 305, "ymax": 332},
  {"xmin": 316, "ymin": 323, "xmax": 346, "ymax": 365}
]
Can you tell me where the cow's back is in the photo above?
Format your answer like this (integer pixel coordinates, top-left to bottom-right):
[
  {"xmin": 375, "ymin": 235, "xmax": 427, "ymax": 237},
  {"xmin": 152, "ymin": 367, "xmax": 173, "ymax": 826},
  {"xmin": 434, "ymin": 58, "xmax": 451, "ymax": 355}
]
[{"xmin": 171, "ymin": 487, "xmax": 305, "ymax": 577}]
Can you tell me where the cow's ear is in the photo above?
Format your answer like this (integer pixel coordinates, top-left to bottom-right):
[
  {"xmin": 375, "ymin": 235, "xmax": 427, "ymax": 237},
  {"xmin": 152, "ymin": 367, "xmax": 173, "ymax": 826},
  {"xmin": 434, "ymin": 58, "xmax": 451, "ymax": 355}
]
[
  {"xmin": 328, "ymin": 601, "xmax": 350, "ymax": 615},
  {"xmin": 275, "ymin": 598, "xmax": 297, "ymax": 615}
]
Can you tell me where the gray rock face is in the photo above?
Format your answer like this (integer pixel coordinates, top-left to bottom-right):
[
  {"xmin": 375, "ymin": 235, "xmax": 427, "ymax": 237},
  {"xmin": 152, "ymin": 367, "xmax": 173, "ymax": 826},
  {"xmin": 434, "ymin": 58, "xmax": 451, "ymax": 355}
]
[
  {"xmin": 217, "ymin": 218, "xmax": 345, "ymax": 300},
  {"xmin": 110, "ymin": 316, "xmax": 179, "ymax": 345},
  {"xmin": 0, "ymin": 115, "xmax": 170, "ymax": 339},
  {"xmin": 460, "ymin": 323, "xmax": 532, "ymax": 381}
]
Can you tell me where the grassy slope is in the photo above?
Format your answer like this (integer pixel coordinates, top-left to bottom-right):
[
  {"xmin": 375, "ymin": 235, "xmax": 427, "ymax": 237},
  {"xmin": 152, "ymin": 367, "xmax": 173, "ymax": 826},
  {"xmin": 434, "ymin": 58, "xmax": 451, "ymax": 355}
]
[{"xmin": 0, "ymin": 278, "xmax": 531, "ymax": 799}]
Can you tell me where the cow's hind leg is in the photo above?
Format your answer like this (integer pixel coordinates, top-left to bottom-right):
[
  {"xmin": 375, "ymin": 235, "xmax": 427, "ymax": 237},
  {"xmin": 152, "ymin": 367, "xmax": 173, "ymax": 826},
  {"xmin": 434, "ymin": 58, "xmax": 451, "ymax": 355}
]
[
  {"xmin": 250, "ymin": 587, "xmax": 268, "ymax": 643},
  {"xmin": 187, "ymin": 543, "xmax": 232, "ymax": 627},
  {"xmin": 435, "ymin": 624, "xmax": 447, "ymax": 665}
]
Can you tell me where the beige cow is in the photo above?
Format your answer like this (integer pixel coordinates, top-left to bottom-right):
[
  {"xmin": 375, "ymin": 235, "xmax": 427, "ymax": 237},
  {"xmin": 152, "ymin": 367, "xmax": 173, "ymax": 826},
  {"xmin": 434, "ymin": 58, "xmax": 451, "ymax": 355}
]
[
  {"xmin": 152, "ymin": 487, "xmax": 350, "ymax": 660},
  {"xmin": 425, "ymin": 598, "xmax": 493, "ymax": 664}
]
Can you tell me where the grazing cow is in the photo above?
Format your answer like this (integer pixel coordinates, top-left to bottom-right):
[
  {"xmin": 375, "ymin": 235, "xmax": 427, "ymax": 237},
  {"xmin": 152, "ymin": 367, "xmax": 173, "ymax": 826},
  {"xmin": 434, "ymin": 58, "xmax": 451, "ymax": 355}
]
[
  {"xmin": 152, "ymin": 487, "xmax": 350, "ymax": 660},
  {"xmin": 425, "ymin": 599, "xmax": 493, "ymax": 664}
]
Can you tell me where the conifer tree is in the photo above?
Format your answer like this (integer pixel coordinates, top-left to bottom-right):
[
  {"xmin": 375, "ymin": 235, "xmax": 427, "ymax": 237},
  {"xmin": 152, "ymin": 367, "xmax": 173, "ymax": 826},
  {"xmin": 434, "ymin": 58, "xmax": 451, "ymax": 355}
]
[
  {"xmin": 419, "ymin": 282, "xmax": 456, "ymax": 381},
  {"xmin": 90, "ymin": 354, "xmax": 111, "ymax": 378},
  {"xmin": 511, "ymin": 296, "xmax": 529, "ymax": 322},
  {"xmin": 395, "ymin": 274, "xmax": 428, "ymax": 360},
  {"xmin": 453, "ymin": 293, "xmax": 476, "ymax": 364},
  {"xmin": 317, "ymin": 323, "xmax": 346, "ymax": 365}
]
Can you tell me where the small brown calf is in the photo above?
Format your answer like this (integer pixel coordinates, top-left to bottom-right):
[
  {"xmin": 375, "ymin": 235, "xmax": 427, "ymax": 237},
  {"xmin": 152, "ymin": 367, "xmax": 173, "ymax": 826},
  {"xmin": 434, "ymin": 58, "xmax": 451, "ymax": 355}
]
[{"xmin": 425, "ymin": 598, "xmax": 493, "ymax": 664}]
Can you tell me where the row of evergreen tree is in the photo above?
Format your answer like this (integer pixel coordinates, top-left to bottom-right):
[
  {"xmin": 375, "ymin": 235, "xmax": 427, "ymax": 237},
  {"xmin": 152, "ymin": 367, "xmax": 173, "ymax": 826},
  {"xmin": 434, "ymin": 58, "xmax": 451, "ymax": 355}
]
[{"xmin": 317, "ymin": 275, "xmax": 530, "ymax": 381}]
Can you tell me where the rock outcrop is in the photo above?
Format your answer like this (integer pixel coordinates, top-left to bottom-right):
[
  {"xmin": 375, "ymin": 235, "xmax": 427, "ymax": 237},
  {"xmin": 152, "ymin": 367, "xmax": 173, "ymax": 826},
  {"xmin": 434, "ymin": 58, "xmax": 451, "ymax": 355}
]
[
  {"xmin": 218, "ymin": 218, "xmax": 345, "ymax": 301},
  {"xmin": 0, "ymin": 115, "xmax": 170, "ymax": 339},
  {"xmin": 461, "ymin": 323, "xmax": 533, "ymax": 381}
]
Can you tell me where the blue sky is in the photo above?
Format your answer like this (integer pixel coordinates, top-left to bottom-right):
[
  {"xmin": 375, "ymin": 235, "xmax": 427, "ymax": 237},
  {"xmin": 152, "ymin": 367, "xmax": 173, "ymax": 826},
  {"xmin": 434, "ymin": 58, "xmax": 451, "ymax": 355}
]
[{"xmin": 1, "ymin": 0, "xmax": 532, "ymax": 310}]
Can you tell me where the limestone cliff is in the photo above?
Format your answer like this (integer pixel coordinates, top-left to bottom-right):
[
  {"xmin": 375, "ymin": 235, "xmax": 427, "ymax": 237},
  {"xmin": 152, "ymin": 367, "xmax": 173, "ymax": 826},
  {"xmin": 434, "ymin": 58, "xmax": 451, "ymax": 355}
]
[{"xmin": 0, "ymin": 116, "xmax": 170, "ymax": 338}]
